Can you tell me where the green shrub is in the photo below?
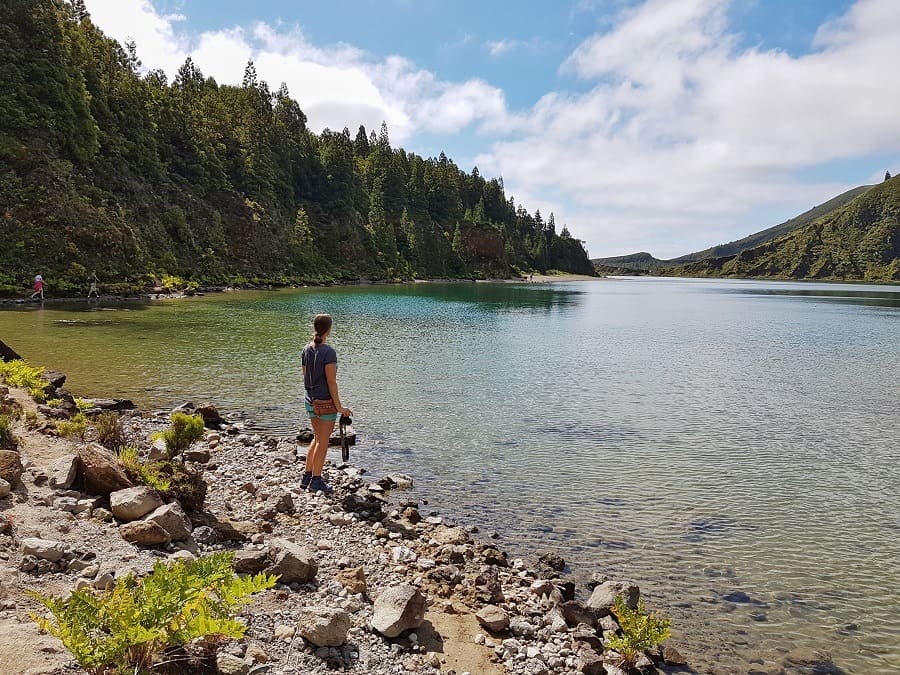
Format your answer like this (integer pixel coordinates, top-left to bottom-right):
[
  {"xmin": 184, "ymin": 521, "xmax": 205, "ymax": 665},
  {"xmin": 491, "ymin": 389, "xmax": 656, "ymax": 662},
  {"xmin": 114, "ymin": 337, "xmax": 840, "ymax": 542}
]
[
  {"xmin": 25, "ymin": 409, "xmax": 39, "ymax": 429},
  {"xmin": 607, "ymin": 596, "xmax": 672, "ymax": 669},
  {"xmin": 45, "ymin": 398, "xmax": 62, "ymax": 408},
  {"xmin": 0, "ymin": 359, "xmax": 47, "ymax": 402},
  {"xmin": 94, "ymin": 411, "xmax": 125, "ymax": 450},
  {"xmin": 56, "ymin": 413, "xmax": 88, "ymax": 440},
  {"xmin": 151, "ymin": 412, "xmax": 204, "ymax": 458},
  {"xmin": 29, "ymin": 553, "xmax": 277, "ymax": 675},
  {"xmin": 75, "ymin": 398, "xmax": 93, "ymax": 411},
  {"xmin": 0, "ymin": 415, "xmax": 17, "ymax": 449},
  {"xmin": 118, "ymin": 446, "xmax": 171, "ymax": 492}
]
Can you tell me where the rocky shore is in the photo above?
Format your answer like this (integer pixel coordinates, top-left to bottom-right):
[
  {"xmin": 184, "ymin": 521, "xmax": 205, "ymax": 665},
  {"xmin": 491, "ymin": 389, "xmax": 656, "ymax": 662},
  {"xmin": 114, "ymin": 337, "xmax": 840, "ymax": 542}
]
[{"xmin": 0, "ymin": 364, "xmax": 689, "ymax": 675}]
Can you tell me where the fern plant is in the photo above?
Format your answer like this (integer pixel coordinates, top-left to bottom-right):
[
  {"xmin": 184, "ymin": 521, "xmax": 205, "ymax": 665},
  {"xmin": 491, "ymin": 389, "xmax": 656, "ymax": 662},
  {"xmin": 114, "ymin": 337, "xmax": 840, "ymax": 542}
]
[
  {"xmin": 29, "ymin": 552, "xmax": 277, "ymax": 675},
  {"xmin": 151, "ymin": 412, "xmax": 204, "ymax": 458},
  {"xmin": 0, "ymin": 359, "xmax": 47, "ymax": 402},
  {"xmin": 607, "ymin": 596, "xmax": 672, "ymax": 670}
]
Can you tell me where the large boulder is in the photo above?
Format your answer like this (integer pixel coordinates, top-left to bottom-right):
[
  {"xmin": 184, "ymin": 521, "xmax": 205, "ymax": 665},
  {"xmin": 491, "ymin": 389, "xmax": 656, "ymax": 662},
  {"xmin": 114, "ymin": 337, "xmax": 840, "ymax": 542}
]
[
  {"xmin": 586, "ymin": 580, "xmax": 640, "ymax": 617},
  {"xmin": 110, "ymin": 486, "xmax": 163, "ymax": 521},
  {"xmin": 144, "ymin": 502, "xmax": 192, "ymax": 541},
  {"xmin": 40, "ymin": 370, "xmax": 67, "ymax": 389},
  {"xmin": 49, "ymin": 455, "xmax": 79, "ymax": 489},
  {"xmin": 0, "ymin": 450, "xmax": 23, "ymax": 486},
  {"xmin": 371, "ymin": 584, "xmax": 427, "ymax": 638},
  {"xmin": 475, "ymin": 604, "xmax": 510, "ymax": 632},
  {"xmin": 77, "ymin": 443, "xmax": 133, "ymax": 495},
  {"xmin": 267, "ymin": 539, "xmax": 318, "ymax": 583},
  {"xmin": 119, "ymin": 520, "xmax": 171, "ymax": 546},
  {"xmin": 0, "ymin": 340, "xmax": 22, "ymax": 362},
  {"xmin": 297, "ymin": 607, "xmax": 351, "ymax": 647}
]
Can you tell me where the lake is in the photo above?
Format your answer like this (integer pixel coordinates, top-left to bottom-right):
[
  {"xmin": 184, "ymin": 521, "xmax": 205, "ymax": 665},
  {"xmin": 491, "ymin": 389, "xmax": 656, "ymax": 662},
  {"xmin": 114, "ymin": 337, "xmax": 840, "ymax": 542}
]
[{"xmin": 2, "ymin": 277, "xmax": 899, "ymax": 673}]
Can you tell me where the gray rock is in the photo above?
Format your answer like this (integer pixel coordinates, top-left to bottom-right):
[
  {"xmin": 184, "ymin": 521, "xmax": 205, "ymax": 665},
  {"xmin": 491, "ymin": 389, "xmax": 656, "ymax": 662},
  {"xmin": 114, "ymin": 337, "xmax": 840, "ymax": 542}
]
[
  {"xmin": 216, "ymin": 652, "xmax": 250, "ymax": 675},
  {"xmin": 183, "ymin": 448, "xmax": 210, "ymax": 463},
  {"xmin": 573, "ymin": 641, "xmax": 606, "ymax": 675},
  {"xmin": 192, "ymin": 525, "xmax": 218, "ymax": 545},
  {"xmin": 475, "ymin": 604, "xmax": 510, "ymax": 632},
  {"xmin": 49, "ymin": 455, "xmax": 79, "ymax": 489},
  {"xmin": 268, "ymin": 539, "xmax": 318, "ymax": 583},
  {"xmin": 560, "ymin": 600, "xmax": 596, "ymax": 628},
  {"xmin": 110, "ymin": 486, "xmax": 164, "ymax": 521},
  {"xmin": 119, "ymin": 520, "xmax": 171, "ymax": 546},
  {"xmin": 509, "ymin": 618, "xmax": 536, "ymax": 638},
  {"xmin": 371, "ymin": 584, "xmax": 427, "ymax": 637},
  {"xmin": 0, "ymin": 478, "xmax": 10, "ymax": 498},
  {"xmin": 21, "ymin": 537, "xmax": 66, "ymax": 562},
  {"xmin": 297, "ymin": 607, "xmax": 351, "ymax": 647},
  {"xmin": 475, "ymin": 566, "xmax": 505, "ymax": 604},
  {"xmin": 586, "ymin": 580, "xmax": 640, "ymax": 617},
  {"xmin": 432, "ymin": 525, "xmax": 468, "ymax": 545},
  {"xmin": 144, "ymin": 502, "xmax": 192, "ymax": 541},
  {"xmin": 233, "ymin": 548, "xmax": 271, "ymax": 574}
]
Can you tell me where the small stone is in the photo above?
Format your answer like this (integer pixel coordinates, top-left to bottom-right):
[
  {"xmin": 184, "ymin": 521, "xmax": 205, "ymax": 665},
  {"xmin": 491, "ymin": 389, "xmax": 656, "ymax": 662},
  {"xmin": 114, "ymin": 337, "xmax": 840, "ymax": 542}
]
[
  {"xmin": 335, "ymin": 566, "xmax": 367, "ymax": 595},
  {"xmin": 371, "ymin": 584, "xmax": 427, "ymax": 637},
  {"xmin": 143, "ymin": 502, "xmax": 192, "ymax": 541},
  {"xmin": 475, "ymin": 604, "xmax": 510, "ymax": 632},
  {"xmin": 119, "ymin": 520, "xmax": 171, "ymax": 546},
  {"xmin": 49, "ymin": 455, "xmax": 79, "ymax": 489},
  {"xmin": 216, "ymin": 652, "xmax": 250, "ymax": 675},
  {"xmin": 297, "ymin": 607, "xmax": 351, "ymax": 647},
  {"xmin": 273, "ymin": 624, "xmax": 295, "ymax": 640},
  {"xmin": 245, "ymin": 645, "xmax": 267, "ymax": 663},
  {"xmin": 391, "ymin": 546, "xmax": 417, "ymax": 564},
  {"xmin": 233, "ymin": 548, "xmax": 270, "ymax": 574},
  {"xmin": 110, "ymin": 486, "xmax": 163, "ymax": 521},
  {"xmin": 0, "ymin": 478, "xmax": 10, "ymax": 498},
  {"xmin": 21, "ymin": 538, "xmax": 66, "ymax": 562}
]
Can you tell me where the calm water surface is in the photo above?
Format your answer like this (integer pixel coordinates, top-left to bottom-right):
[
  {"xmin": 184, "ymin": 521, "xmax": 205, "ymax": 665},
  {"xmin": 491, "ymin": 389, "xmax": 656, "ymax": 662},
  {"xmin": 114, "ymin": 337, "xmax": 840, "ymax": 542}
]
[{"xmin": 2, "ymin": 278, "xmax": 899, "ymax": 673}]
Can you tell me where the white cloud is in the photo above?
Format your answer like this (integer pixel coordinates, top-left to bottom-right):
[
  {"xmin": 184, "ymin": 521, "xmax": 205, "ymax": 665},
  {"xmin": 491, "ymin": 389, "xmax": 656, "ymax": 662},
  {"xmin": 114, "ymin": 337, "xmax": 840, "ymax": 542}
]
[
  {"xmin": 486, "ymin": 39, "xmax": 518, "ymax": 56},
  {"xmin": 83, "ymin": 0, "xmax": 508, "ymax": 142},
  {"xmin": 477, "ymin": 0, "xmax": 900, "ymax": 257}
]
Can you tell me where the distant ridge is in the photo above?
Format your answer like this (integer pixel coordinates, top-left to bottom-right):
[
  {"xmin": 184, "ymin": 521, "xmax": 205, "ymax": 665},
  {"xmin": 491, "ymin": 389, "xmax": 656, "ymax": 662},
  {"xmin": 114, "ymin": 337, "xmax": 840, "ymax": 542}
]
[
  {"xmin": 665, "ymin": 176, "xmax": 899, "ymax": 281},
  {"xmin": 592, "ymin": 184, "xmax": 873, "ymax": 272}
]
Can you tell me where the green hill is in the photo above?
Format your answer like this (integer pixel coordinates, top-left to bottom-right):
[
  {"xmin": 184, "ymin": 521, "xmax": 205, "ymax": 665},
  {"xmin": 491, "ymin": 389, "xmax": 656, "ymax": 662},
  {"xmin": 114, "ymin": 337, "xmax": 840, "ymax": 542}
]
[
  {"xmin": 665, "ymin": 176, "xmax": 900, "ymax": 281},
  {"xmin": 593, "ymin": 185, "xmax": 873, "ymax": 274},
  {"xmin": 670, "ymin": 185, "xmax": 873, "ymax": 263},
  {"xmin": 0, "ymin": 0, "xmax": 593, "ymax": 296}
]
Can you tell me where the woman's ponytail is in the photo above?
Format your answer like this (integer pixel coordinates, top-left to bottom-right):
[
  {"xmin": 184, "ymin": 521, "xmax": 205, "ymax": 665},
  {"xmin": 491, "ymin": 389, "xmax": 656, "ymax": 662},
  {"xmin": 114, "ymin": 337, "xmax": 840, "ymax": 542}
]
[{"xmin": 310, "ymin": 313, "xmax": 332, "ymax": 347}]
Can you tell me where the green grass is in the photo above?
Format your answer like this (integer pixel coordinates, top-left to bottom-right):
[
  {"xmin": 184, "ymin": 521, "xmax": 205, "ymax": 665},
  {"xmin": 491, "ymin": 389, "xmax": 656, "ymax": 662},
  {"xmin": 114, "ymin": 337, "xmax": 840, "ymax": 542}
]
[{"xmin": 0, "ymin": 360, "xmax": 47, "ymax": 403}]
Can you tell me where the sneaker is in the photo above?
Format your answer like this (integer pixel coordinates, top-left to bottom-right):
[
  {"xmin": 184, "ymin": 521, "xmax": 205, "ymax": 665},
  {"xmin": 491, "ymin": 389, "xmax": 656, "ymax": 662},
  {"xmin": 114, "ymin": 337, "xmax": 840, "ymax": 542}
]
[
  {"xmin": 308, "ymin": 476, "xmax": 332, "ymax": 494},
  {"xmin": 300, "ymin": 471, "xmax": 312, "ymax": 490}
]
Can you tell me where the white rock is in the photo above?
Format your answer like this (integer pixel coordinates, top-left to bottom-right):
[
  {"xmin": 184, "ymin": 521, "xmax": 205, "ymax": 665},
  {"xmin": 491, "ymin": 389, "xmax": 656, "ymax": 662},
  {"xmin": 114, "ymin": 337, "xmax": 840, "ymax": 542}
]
[
  {"xmin": 391, "ymin": 546, "xmax": 417, "ymax": 564},
  {"xmin": 49, "ymin": 455, "xmax": 79, "ymax": 489},
  {"xmin": 110, "ymin": 486, "xmax": 163, "ymax": 521},
  {"xmin": 21, "ymin": 538, "xmax": 66, "ymax": 562}
]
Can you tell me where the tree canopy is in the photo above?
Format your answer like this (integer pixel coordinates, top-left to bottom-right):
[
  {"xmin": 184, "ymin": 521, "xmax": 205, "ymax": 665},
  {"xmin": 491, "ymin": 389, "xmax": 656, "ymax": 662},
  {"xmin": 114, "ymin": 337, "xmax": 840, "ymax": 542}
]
[{"xmin": 0, "ymin": 0, "xmax": 594, "ymax": 293}]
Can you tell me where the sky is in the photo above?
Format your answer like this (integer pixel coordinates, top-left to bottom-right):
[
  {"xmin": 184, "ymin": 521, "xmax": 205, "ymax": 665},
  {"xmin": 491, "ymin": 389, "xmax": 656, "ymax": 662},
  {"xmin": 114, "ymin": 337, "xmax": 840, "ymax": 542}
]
[{"xmin": 83, "ymin": 0, "xmax": 900, "ymax": 259}]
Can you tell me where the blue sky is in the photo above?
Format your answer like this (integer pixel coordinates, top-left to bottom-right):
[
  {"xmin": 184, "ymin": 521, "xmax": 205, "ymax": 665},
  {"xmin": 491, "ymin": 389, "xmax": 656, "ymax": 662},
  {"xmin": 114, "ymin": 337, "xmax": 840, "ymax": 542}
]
[{"xmin": 86, "ymin": 0, "xmax": 900, "ymax": 258}]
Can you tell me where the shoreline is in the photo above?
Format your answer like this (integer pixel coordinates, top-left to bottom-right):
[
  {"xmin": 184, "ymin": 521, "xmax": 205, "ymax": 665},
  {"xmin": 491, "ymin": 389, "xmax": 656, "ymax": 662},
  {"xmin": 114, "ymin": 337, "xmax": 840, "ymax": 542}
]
[
  {"xmin": 0, "ymin": 274, "xmax": 603, "ymax": 306},
  {"xmin": 0, "ymin": 359, "xmax": 693, "ymax": 675}
]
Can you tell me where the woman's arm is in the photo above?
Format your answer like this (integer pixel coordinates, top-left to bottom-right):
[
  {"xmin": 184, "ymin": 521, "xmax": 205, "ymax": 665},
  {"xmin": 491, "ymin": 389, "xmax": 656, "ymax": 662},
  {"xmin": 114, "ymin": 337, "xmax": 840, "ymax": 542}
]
[{"xmin": 324, "ymin": 363, "xmax": 351, "ymax": 416}]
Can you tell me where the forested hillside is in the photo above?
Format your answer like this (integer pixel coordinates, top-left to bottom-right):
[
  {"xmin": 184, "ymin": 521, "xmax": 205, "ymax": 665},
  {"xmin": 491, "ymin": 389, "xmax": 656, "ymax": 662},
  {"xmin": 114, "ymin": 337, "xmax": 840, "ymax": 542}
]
[
  {"xmin": 665, "ymin": 176, "xmax": 900, "ymax": 281},
  {"xmin": 0, "ymin": 0, "xmax": 593, "ymax": 295}
]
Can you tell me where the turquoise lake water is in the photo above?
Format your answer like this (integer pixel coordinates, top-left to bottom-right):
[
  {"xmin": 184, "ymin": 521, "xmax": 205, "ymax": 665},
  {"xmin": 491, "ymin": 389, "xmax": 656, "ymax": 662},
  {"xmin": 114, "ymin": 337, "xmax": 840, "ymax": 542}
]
[{"xmin": 1, "ymin": 278, "xmax": 899, "ymax": 673}]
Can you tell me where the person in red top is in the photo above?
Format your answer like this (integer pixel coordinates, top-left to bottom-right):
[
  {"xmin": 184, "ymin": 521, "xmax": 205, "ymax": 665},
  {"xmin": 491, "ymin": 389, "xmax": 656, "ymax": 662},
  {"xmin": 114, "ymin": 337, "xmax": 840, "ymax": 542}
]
[{"xmin": 30, "ymin": 274, "xmax": 44, "ymax": 300}]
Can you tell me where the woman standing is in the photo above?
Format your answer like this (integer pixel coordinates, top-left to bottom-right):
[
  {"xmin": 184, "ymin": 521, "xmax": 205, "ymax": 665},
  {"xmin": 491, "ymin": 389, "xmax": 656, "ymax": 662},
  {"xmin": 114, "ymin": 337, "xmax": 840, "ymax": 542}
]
[{"xmin": 300, "ymin": 314, "xmax": 351, "ymax": 493}]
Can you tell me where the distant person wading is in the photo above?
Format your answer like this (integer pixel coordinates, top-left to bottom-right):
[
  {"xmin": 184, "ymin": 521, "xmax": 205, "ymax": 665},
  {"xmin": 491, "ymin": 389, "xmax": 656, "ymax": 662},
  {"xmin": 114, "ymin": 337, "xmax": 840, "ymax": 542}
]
[{"xmin": 300, "ymin": 314, "xmax": 351, "ymax": 494}]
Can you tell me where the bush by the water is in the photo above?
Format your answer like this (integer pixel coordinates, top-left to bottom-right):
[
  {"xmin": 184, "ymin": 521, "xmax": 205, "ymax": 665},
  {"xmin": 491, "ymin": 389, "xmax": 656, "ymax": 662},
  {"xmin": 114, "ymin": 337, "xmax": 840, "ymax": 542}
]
[
  {"xmin": 55, "ymin": 413, "xmax": 87, "ymax": 440},
  {"xmin": 0, "ymin": 360, "xmax": 47, "ymax": 402},
  {"xmin": 152, "ymin": 412, "xmax": 205, "ymax": 458},
  {"xmin": 608, "ymin": 596, "xmax": 672, "ymax": 669},
  {"xmin": 29, "ymin": 552, "xmax": 277, "ymax": 675},
  {"xmin": 94, "ymin": 411, "xmax": 125, "ymax": 450},
  {"xmin": 0, "ymin": 415, "xmax": 17, "ymax": 449},
  {"xmin": 118, "ymin": 446, "xmax": 171, "ymax": 492}
]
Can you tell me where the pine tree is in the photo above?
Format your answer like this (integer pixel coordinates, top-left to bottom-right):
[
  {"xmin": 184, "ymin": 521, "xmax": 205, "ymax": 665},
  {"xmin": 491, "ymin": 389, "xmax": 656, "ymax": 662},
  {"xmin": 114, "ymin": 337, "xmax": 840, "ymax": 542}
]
[
  {"xmin": 242, "ymin": 60, "xmax": 258, "ymax": 88},
  {"xmin": 124, "ymin": 40, "xmax": 141, "ymax": 72},
  {"xmin": 71, "ymin": 0, "xmax": 89, "ymax": 22},
  {"xmin": 354, "ymin": 125, "xmax": 370, "ymax": 156},
  {"xmin": 886, "ymin": 171, "xmax": 893, "ymax": 182}
]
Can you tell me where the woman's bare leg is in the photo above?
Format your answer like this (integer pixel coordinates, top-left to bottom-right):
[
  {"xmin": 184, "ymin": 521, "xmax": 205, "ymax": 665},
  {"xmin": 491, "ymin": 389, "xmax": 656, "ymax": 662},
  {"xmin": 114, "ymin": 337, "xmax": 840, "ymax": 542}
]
[{"xmin": 310, "ymin": 417, "xmax": 336, "ymax": 476}]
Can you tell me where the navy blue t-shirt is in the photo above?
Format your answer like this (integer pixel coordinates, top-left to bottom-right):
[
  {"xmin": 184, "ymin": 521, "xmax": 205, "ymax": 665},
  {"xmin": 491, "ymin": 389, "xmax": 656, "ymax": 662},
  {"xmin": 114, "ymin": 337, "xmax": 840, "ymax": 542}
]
[{"xmin": 301, "ymin": 343, "xmax": 337, "ymax": 402}]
